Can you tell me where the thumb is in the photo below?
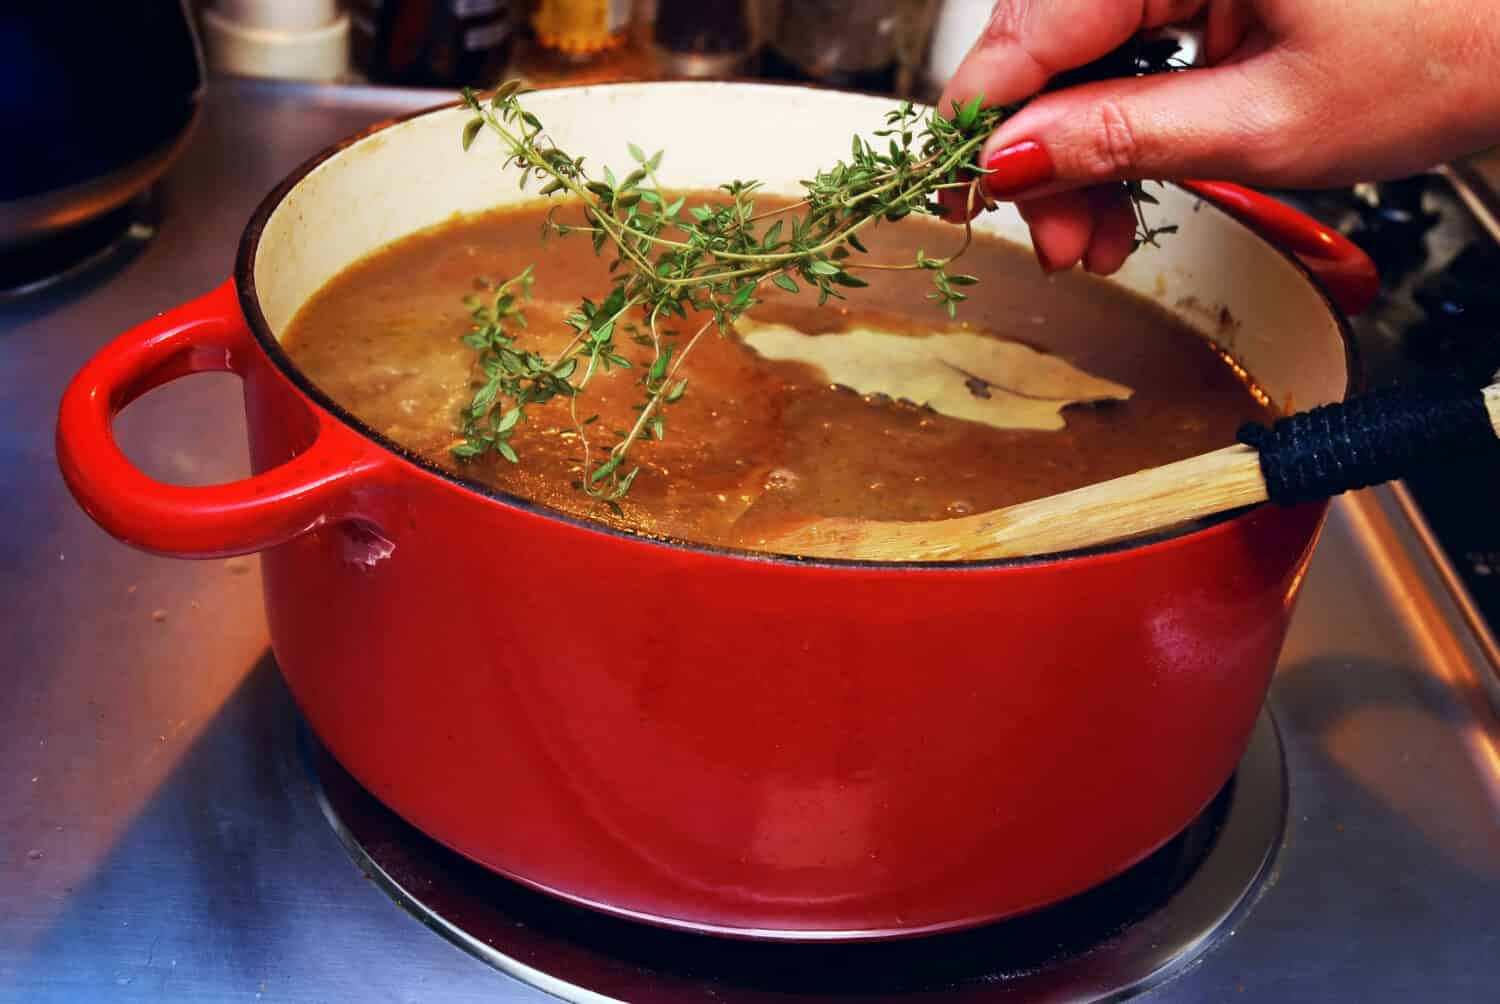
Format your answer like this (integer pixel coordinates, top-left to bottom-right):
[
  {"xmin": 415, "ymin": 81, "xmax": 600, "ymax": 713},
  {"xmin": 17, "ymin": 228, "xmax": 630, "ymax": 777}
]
[{"xmin": 976, "ymin": 64, "xmax": 1302, "ymax": 201}]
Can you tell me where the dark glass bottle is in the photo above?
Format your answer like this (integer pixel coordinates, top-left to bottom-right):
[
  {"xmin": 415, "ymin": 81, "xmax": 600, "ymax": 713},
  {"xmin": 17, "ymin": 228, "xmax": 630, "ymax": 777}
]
[
  {"xmin": 759, "ymin": 0, "xmax": 934, "ymax": 95},
  {"xmin": 651, "ymin": 0, "xmax": 752, "ymax": 78},
  {"xmin": 350, "ymin": 0, "xmax": 520, "ymax": 87}
]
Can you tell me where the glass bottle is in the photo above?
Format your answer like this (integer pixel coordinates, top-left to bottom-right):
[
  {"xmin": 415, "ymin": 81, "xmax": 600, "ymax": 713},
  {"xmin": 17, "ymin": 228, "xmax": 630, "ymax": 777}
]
[
  {"xmin": 349, "ymin": 0, "xmax": 520, "ymax": 87},
  {"xmin": 530, "ymin": 0, "xmax": 633, "ymax": 57},
  {"xmin": 650, "ymin": 0, "xmax": 755, "ymax": 79},
  {"xmin": 759, "ymin": 0, "xmax": 936, "ymax": 96},
  {"xmin": 509, "ymin": 0, "xmax": 655, "ymax": 86}
]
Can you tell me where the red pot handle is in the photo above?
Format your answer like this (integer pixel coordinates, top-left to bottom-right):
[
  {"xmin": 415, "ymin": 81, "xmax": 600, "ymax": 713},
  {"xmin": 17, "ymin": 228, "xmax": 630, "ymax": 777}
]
[
  {"xmin": 56, "ymin": 279, "xmax": 388, "ymax": 558},
  {"xmin": 1181, "ymin": 180, "xmax": 1379, "ymax": 316}
]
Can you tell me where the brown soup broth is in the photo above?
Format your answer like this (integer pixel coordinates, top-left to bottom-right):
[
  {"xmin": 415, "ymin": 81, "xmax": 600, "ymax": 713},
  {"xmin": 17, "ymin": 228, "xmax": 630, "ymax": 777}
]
[{"xmin": 282, "ymin": 197, "xmax": 1274, "ymax": 551}]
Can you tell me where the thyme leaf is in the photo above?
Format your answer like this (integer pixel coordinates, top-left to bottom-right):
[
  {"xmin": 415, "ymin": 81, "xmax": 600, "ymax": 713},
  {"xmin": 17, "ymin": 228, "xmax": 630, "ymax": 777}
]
[{"xmin": 452, "ymin": 39, "xmax": 1182, "ymax": 500}]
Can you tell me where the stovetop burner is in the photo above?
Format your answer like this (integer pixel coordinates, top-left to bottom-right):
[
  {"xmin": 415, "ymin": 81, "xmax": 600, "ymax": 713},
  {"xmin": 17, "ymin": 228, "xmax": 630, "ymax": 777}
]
[
  {"xmin": 1274, "ymin": 169, "xmax": 1500, "ymax": 388},
  {"xmin": 0, "ymin": 193, "xmax": 157, "ymax": 299},
  {"xmin": 1279, "ymin": 167, "xmax": 1500, "ymax": 667},
  {"xmin": 306, "ymin": 713, "xmax": 1286, "ymax": 1003}
]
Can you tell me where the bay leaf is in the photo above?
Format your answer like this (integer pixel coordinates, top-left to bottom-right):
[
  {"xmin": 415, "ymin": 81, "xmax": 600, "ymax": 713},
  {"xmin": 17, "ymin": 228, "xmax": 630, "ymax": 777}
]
[{"xmin": 738, "ymin": 319, "xmax": 1133, "ymax": 431}]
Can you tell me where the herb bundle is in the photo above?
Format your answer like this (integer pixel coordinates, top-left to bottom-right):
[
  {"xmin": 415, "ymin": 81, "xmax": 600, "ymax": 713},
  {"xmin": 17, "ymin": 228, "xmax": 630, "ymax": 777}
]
[{"xmin": 452, "ymin": 41, "xmax": 1181, "ymax": 503}]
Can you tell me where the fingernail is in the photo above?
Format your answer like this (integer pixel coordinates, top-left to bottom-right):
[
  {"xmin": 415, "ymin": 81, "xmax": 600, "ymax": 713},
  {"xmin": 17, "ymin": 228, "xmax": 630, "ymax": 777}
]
[{"xmin": 983, "ymin": 141, "xmax": 1055, "ymax": 199}]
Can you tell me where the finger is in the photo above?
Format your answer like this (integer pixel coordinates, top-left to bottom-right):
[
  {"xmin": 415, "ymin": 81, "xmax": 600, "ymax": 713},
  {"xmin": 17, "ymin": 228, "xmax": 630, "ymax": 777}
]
[
  {"xmin": 975, "ymin": 59, "xmax": 1304, "ymax": 200},
  {"xmin": 1204, "ymin": 0, "xmax": 1255, "ymax": 64},
  {"xmin": 939, "ymin": 0, "xmax": 1208, "ymax": 116},
  {"xmin": 1017, "ymin": 189, "xmax": 1096, "ymax": 273},
  {"xmin": 936, "ymin": 175, "xmax": 984, "ymax": 222},
  {"xmin": 1082, "ymin": 184, "xmax": 1139, "ymax": 275}
]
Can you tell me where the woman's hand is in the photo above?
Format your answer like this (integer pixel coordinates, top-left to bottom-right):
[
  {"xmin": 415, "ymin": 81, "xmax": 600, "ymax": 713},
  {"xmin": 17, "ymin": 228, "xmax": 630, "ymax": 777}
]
[{"xmin": 939, "ymin": 1, "xmax": 1500, "ymax": 275}]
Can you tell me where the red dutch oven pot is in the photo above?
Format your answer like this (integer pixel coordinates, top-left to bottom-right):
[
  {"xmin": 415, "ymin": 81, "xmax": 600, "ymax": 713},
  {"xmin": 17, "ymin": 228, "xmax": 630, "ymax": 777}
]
[{"xmin": 56, "ymin": 83, "xmax": 1374, "ymax": 940}]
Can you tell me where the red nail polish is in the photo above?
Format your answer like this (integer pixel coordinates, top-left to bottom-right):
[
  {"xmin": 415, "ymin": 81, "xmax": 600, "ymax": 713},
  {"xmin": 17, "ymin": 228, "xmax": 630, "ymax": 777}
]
[{"xmin": 983, "ymin": 141, "xmax": 1055, "ymax": 199}]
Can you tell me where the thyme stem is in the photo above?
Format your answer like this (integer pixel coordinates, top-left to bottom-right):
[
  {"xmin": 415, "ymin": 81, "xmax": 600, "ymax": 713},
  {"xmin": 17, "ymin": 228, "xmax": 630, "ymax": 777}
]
[{"xmin": 452, "ymin": 38, "xmax": 1182, "ymax": 501}]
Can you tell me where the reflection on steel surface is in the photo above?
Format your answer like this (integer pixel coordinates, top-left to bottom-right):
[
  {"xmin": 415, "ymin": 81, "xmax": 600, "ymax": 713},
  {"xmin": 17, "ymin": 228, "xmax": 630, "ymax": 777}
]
[{"xmin": 309, "ymin": 712, "xmax": 1287, "ymax": 1002}]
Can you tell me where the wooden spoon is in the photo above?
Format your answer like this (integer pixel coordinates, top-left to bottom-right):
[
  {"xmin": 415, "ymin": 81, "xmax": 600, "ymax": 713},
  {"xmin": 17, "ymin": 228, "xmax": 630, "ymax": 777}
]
[{"xmin": 765, "ymin": 380, "xmax": 1500, "ymax": 562}]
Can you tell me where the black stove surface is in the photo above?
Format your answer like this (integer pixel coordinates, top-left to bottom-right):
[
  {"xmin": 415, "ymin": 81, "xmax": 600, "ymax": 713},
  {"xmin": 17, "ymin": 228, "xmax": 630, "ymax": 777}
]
[
  {"xmin": 1280, "ymin": 169, "xmax": 1500, "ymax": 661},
  {"xmin": 0, "ymin": 194, "xmax": 157, "ymax": 299}
]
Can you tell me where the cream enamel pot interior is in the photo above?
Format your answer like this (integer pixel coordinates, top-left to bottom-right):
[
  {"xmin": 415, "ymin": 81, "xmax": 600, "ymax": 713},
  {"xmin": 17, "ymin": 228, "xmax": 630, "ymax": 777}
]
[
  {"xmin": 254, "ymin": 85, "xmax": 1350, "ymax": 408},
  {"xmin": 58, "ymin": 82, "xmax": 1356, "ymax": 940}
]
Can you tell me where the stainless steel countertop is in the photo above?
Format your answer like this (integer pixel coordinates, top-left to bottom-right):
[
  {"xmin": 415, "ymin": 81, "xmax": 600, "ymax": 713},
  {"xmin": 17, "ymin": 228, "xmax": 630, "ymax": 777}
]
[{"xmin": 3, "ymin": 79, "xmax": 1499, "ymax": 1003}]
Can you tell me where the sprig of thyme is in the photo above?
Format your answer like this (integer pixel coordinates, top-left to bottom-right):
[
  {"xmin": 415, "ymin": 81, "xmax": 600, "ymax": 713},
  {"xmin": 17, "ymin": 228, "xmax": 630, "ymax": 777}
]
[{"xmin": 453, "ymin": 41, "xmax": 1181, "ymax": 502}]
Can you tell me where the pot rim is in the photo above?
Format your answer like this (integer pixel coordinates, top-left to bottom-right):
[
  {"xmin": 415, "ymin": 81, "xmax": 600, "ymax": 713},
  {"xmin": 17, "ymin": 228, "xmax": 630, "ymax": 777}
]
[{"xmin": 234, "ymin": 79, "xmax": 1359, "ymax": 572}]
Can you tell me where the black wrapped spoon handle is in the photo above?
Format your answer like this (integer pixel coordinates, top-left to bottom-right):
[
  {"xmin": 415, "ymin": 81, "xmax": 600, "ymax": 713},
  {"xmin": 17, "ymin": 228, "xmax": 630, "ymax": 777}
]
[
  {"xmin": 1239, "ymin": 371, "xmax": 1500, "ymax": 506},
  {"xmin": 771, "ymin": 367, "xmax": 1500, "ymax": 561}
]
